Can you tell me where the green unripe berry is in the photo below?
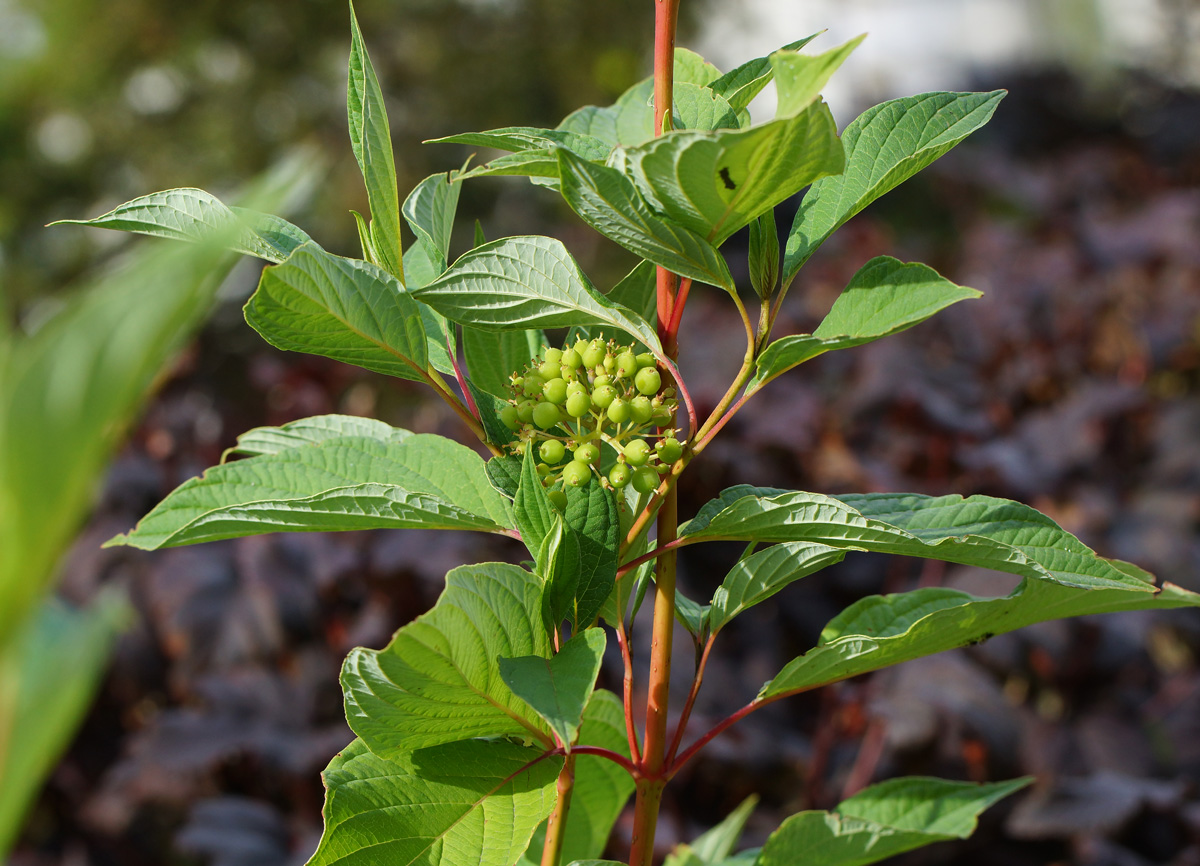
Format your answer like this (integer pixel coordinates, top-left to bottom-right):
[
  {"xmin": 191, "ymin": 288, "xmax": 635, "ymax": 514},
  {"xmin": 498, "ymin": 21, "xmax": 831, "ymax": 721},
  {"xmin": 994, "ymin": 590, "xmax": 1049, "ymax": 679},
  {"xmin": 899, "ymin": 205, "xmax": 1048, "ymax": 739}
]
[
  {"xmin": 608, "ymin": 463, "xmax": 632, "ymax": 488},
  {"xmin": 543, "ymin": 377, "xmax": 569, "ymax": 404},
  {"xmin": 574, "ymin": 442, "xmax": 600, "ymax": 465},
  {"xmin": 532, "ymin": 401, "xmax": 561, "ymax": 430},
  {"xmin": 623, "ymin": 438, "xmax": 651, "ymax": 467},
  {"xmin": 543, "ymin": 347, "xmax": 563, "ymax": 366},
  {"xmin": 565, "ymin": 391, "xmax": 591, "ymax": 418},
  {"xmin": 582, "ymin": 340, "xmax": 606, "ymax": 368},
  {"xmin": 539, "ymin": 360, "xmax": 559, "ymax": 380},
  {"xmin": 499, "ymin": 404, "xmax": 520, "ymax": 430},
  {"xmin": 592, "ymin": 384, "xmax": 617, "ymax": 409},
  {"xmin": 522, "ymin": 373, "xmax": 544, "ymax": 397},
  {"xmin": 547, "ymin": 490, "xmax": 568, "ymax": 510},
  {"xmin": 615, "ymin": 351, "xmax": 638, "ymax": 378},
  {"xmin": 630, "ymin": 395, "xmax": 654, "ymax": 424},
  {"xmin": 561, "ymin": 347, "xmax": 582, "ymax": 369},
  {"xmin": 607, "ymin": 398, "xmax": 631, "ymax": 424},
  {"xmin": 517, "ymin": 399, "xmax": 537, "ymax": 423},
  {"xmin": 593, "ymin": 374, "xmax": 611, "ymax": 389},
  {"xmin": 537, "ymin": 462, "xmax": 552, "ymax": 477},
  {"xmin": 539, "ymin": 439, "xmax": 566, "ymax": 464},
  {"xmin": 602, "ymin": 354, "xmax": 616, "ymax": 372},
  {"xmin": 567, "ymin": 380, "xmax": 588, "ymax": 395},
  {"xmin": 632, "ymin": 466, "xmax": 659, "ymax": 494},
  {"xmin": 636, "ymin": 352, "xmax": 656, "ymax": 369},
  {"xmin": 560, "ymin": 365, "xmax": 578, "ymax": 382},
  {"xmin": 656, "ymin": 437, "xmax": 683, "ymax": 464},
  {"xmin": 562, "ymin": 460, "xmax": 592, "ymax": 488},
  {"xmin": 635, "ymin": 367, "xmax": 662, "ymax": 396}
]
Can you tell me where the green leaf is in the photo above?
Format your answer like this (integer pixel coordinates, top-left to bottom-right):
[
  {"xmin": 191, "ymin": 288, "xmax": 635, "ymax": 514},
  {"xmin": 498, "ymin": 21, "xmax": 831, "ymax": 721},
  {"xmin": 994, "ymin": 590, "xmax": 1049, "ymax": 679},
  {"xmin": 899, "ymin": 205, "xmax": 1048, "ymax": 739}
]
[
  {"xmin": 309, "ymin": 737, "xmax": 560, "ymax": 866},
  {"xmin": 681, "ymin": 484, "xmax": 787, "ymax": 537},
  {"xmin": 674, "ymin": 48, "xmax": 723, "ymax": 87},
  {"xmin": 750, "ymin": 257, "xmax": 981, "ymax": 389},
  {"xmin": 784, "ymin": 90, "xmax": 1005, "ymax": 282},
  {"xmin": 227, "ymin": 414, "xmax": 412, "ymax": 457},
  {"xmin": 342, "ymin": 563, "xmax": 554, "ymax": 754},
  {"xmin": 0, "ymin": 595, "xmax": 128, "ymax": 856},
  {"xmin": 470, "ymin": 381, "xmax": 520, "ymax": 450},
  {"xmin": 107, "ymin": 433, "xmax": 513, "ymax": 550},
  {"xmin": 624, "ymin": 100, "xmax": 843, "ymax": 245},
  {"xmin": 539, "ymin": 517, "xmax": 583, "ymax": 632},
  {"xmin": 747, "ymin": 209, "xmax": 779, "ymax": 299},
  {"xmin": 516, "ymin": 444, "xmax": 559, "ymax": 558},
  {"xmin": 674, "ymin": 590, "xmax": 710, "ymax": 641},
  {"xmin": 567, "ymin": 260, "xmax": 657, "ymax": 347},
  {"xmin": 762, "ymin": 568, "xmax": 1200, "ymax": 699},
  {"xmin": 457, "ymin": 149, "xmax": 564, "ymax": 184},
  {"xmin": 414, "ymin": 235, "xmax": 663, "ymax": 354},
  {"xmin": 673, "ymin": 83, "xmax": 740, "ymax": 132},
  {"xmin": 683, "ymin": 490, "xmax": 1155, "ymax": 593},
  {"xmin": 757, "ymin": 777, "xmax": 1029, "ymax": 866},
  {"xmin": 464, "ymin": 326, "xmax": 544, "ymax": 398},
  {"xmin": 245, "ymin": 242, "xmax": 429, "ymax": 381},
  {"xmin": 347, "ymin": 2, "xmax": 403, "ymax": 278},
  {"xmin": 486, "ymin": 454, "xmax": 523, "ymax": 500},
  {"xmin": 563, "ymin": 478, "xmax": 621, "ymax": 629},
  {"xmin": 525, "ymin": 690, "xmax": 635, "ymax": 864},
  {"xmin": 709, "ymin": 542, "xmax": 847, "ymax": 633},
  {"xmin": 397, "ymin": 238, "xmax": 458, "ymax": 377},
  {"xmin": 431, "ymin": 127, "xmax": 611, "ymax": 162},
  {"xmin": 50, "ymin": 188, "xmax": 313, "ymax": 264},
  {"xmin": 500, "ymin": 628, "xmax": 606, "ymax": 749},
  {"xmin": 402, "ymin": 172, "xmax": 460, "ymax": 271},
  {"xmin": 557, "ymin": 149, "xmax": 735, "ymax": 292},
  {"xmin": 771, "ymin": 35, "xmax": 865, "ymax": 118},
  {"xmin": 665, "ymin": 795, "xmax": 759, "ymax": 866},
  {"xmin": 708, "ymin": 35, "xmax": 821, "ymax": 112}
]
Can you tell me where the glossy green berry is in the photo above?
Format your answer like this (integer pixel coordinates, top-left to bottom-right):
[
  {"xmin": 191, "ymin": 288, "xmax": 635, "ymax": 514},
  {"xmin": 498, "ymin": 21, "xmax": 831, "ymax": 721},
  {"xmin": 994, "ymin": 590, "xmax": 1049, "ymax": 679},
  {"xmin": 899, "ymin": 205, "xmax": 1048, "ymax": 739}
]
[
  {"xmin": 543, "ymin": 377, "xmax": 568, "ymax": 404},
  {"xmin": 608, "ymin": 463, "xmax": 632, "ymax": 488},
  {"xmin": 656, "ymin": 437, "xmax": 683, "ymax": 464},
  {"xmin": 517, "ymin": 399, "xmax": 537, "ymax": 423},
  {"xmin": 574, "ymin": 441, "xmax": 600, "ymax": 465},
  {"xmin": 562, "ymin": 460, "xmax": 592, "ymax": 487},
  {"xmin": 548, "ymin": 490, "xmax": 568, "ymax": 510},
  {"xmin": 522, "ymin": 373, "xmax": 544, "ymax": 398},
  {"xmin": 623, "ymin": 438, "xmax": 651, "ymax": 466},
  {"xmin": 499, "ymin": 404, "xmax": 520, "ymax": 430},
  {"xmin": 561, "ymin": 347, "xmax": 582, "ymax": 369},
  {"xmin": 602, "ymin": 354, "xmax": 616, "ymax": 373},
  {"xmin": 592, "ymin": 384, "xmax": 617, "ymax": 409},
  {"xmin": 537, "ymin": 462, "xmax": 552, "ymax": 477},
  {"xmin": 635, "ymin": 367, "xmax": 662, "ymax": 396},
  {"xmin": 630, "ymin": 395, "xmax": 654, "ymax": 424},
  {"xmin": 593, "ymin": 374, "xmax": 611, "ymax": 389},
  {"xmin": 543, "ymin": 347, "xmax": 563, "ymax": 366},
  {"xmin": 539, "ymin": 360, "xmax": 560, "ymax": 380},
  {"xmin": 632, "ymin": 466, "xmax": 659, "ymax": 494},
  {"xmin": 565, "ymin": 391, "xmax": 591, "ymax": 418},
  {"xmin": 607, "ymin": 398, "xmax": 631, "ymax": 424},
  {"xmin": 539, "ymin": 439, "xmax": 566, "ymax": 464},
  {"xmin": 615, "ymin": 351, "xmax": 638, "ymax": 378},
  {"xmin": 560, "ymin": 365, "xmax": 578, "ymax": 382},
  {"xmin": 582, "ymin": 340, "xmax": 606, "ymax": 368},
  {"xmin": 636, "ymin": 352, "xmax": 656, "ymax": 369},
  {"xmin": 532, "ymin": 401, "xmax": 561, "ymax": 430}
]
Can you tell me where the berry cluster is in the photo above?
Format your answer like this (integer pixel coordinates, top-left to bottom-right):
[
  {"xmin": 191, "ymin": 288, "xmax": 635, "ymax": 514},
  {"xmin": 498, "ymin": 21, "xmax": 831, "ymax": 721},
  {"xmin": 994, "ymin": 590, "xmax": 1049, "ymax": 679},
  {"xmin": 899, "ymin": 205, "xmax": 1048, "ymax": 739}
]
[{"xmin": 499, "ymin": 338, "xmax": 684, "ymax": 507}]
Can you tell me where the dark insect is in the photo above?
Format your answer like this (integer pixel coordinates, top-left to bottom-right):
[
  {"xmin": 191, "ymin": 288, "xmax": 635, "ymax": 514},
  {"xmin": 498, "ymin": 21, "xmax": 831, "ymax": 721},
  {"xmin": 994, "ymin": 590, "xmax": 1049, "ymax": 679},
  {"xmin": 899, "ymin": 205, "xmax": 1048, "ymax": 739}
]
[{"xmin": 718, "ymin": 167, "xmax": 736, "ymax": 190}]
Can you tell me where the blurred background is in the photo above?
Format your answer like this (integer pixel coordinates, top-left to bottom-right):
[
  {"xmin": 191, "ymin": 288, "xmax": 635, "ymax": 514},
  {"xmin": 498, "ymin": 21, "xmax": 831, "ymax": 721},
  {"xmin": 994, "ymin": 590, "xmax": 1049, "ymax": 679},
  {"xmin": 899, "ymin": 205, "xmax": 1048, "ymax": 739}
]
[{"xmin": 3, "ymin": 0, "xmax": 1199, "ymax": 864}]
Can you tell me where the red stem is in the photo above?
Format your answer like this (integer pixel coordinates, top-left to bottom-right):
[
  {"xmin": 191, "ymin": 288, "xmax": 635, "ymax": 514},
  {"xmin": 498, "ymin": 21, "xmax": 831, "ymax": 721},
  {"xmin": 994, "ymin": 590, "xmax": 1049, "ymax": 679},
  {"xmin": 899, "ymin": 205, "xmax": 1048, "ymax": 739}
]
[
  {"xmin": 667, "ymin": 698, "xmax": 766, "ymax": 778},
  {"xmin": 666, "ymin": 634, "xmax": 715, "ymax": 765},
  {"xmin": 665, "ymin": 277, "xmax": 693, "ymax": 337},
  {"xmin": 566, "ymin": 745, "xmax": 641, "ymax": 777},
  {"xmin": 616, "ymin": 619, "xmax": 643, "ymax": 764},
  {"xmin": 447, "ymin": 330, "xmax": 480, "ymax": 420},
  {"xmin": 616, "ymin": 537, "xmax": 687, "ymax": 581}
]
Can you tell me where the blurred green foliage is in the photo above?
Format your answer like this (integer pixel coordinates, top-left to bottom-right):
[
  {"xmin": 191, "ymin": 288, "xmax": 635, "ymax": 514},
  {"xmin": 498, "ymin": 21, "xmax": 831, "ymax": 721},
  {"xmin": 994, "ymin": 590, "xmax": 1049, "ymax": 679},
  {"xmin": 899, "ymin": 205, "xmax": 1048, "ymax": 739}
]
[{"xmin": 2, "ymin": 0, "xmax": 689, "ymax": 320}]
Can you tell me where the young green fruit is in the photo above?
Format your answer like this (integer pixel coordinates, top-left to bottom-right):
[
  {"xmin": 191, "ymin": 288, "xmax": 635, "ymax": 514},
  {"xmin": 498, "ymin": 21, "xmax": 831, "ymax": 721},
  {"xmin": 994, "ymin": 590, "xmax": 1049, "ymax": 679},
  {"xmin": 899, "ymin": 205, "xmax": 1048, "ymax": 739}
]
[
  {"xmin": 623, "ymin": 438, "xmax": 651, "ymax": 466},
  {"xmin": 608, "ymin": 463, "xmax": 632, "ymax": 488},
  {"xmin": 607, "ymin": 398, "xmax": 631, "ymax": 424},
  {"xmin": 630, "ymin": 395, "xmax": 654, "ymax": 424},
  {"xmin": 522, "ymin": 373, "xmax": 544, "ymax": 397},
  {"xmin": 517, "ymin": 399, "xmax": 537, "ymax": 423},
  {"xmin": 539, "ymin": 439, "xmax": 566, "ymax": 464},
  {"xmin": 574, "ymin": 441, "xmax": 600, "ymax": 465},
  {"xmin": 532, "ymin": 402, "xmax": 561, "ymax": 429},
  {"xmin": 543, "ymin": 377, "xmax": 569, "ymax": 404},
  {"xmin": 547, "ymin": 489, "xmax": 568, "ymax": 510},
  {"xmin": 565, "ymin": 391, "xmax": 591, "ymax": 418},
  {"xmin": 615, "ymin": 351, "xmax": 638, "ymax": 378},
  {"xmin": 656, "ymin": 437, "xmax": 683, "ymax": 464},
  {"xmin": 582, "ymin": 340, "xmax": 606, "ymax": 368},
  {"xmin": 592, "ymin": 384, "xmax": 617, "ymax": 409},
  {"xmin": 632, "ymin": 466, "xmax": 659, "ymax": 494},
  {"xmin": 499, "ymin": 404, "xmax": 520, "ymax": 430},
  {"xmin": 635, "ymin": 367, "xmax": 662, "ymax": 396},
  {"xmin": 636, "ymin": 352, "xmax": 656, "ymax": 369},
  {"xmin": 562, "ymin": 460, "xmax": 592, "ymax": 487},
  {"xmin": 561, "ymin": 347, "xmax": 582, "ymax": 369}
]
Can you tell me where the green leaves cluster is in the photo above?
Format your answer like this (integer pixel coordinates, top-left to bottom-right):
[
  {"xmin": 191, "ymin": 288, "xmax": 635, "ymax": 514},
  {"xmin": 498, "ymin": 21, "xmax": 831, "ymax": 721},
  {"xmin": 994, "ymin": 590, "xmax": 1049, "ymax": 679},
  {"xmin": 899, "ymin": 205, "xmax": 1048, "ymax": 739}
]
[{"xmin": 57, "ymin": 8, "xmax": 1200, "ymax": 866}]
